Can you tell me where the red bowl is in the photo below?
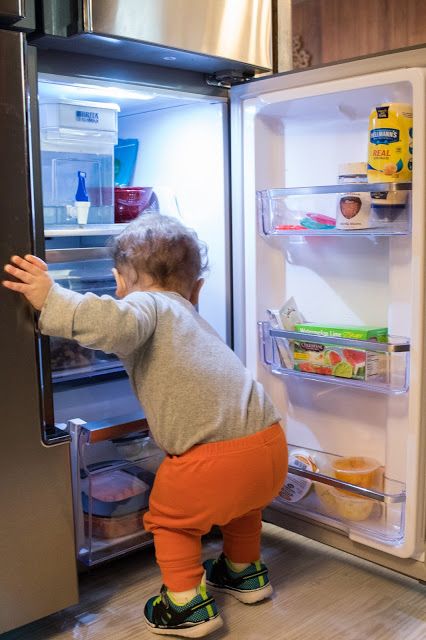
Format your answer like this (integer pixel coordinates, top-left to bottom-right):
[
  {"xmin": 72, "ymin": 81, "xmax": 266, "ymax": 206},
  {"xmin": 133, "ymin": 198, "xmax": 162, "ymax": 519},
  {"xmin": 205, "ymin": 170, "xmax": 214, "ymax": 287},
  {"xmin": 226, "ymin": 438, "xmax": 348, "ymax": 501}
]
[{"xmin": 114, "ymin": 187, "xmax": 153, "ymax": 223}]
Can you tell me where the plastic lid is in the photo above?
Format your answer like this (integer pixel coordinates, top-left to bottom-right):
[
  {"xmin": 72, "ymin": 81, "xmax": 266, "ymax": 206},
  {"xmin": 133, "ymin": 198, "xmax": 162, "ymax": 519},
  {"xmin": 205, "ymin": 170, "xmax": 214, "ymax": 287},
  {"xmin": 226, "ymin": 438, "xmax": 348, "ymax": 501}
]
[{"xmin": 338, "ymin": 162, "xmax": 367, "ymax": 176}]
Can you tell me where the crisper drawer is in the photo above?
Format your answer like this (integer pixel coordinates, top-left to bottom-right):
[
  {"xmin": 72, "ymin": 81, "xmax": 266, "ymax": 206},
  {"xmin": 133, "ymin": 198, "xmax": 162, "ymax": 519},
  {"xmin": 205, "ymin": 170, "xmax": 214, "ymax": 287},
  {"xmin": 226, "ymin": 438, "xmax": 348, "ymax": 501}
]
[
  {"xmin": 71, "ymin": 417, "xmax": 164, "ymax": 567},
  {"xmin": 48, "ymin": 255, "xmax": 121, "ymax": 381}
]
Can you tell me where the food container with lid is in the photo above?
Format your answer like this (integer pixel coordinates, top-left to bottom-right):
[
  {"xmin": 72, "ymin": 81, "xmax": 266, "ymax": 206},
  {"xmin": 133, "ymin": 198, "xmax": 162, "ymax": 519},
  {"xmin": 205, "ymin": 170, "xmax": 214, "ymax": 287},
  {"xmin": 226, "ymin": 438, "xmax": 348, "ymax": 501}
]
[
  {"xmin": 114, "ymin": 187, "xmax": 153, "ymax": 222},
  {"xmin": 336, "ymin": 162, "xmax": 370, "ymax": 230}
]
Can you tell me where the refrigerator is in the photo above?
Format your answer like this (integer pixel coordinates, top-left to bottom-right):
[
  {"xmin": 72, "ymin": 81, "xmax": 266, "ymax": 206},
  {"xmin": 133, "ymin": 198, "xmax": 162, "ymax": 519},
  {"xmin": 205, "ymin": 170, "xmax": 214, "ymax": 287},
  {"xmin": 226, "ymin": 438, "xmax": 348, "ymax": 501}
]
[
  {"xmin": 0, "ymin": 0, "xmax": 274, "ymax": 633},
  {"xmin": 1, "ymin": 0, "xmax": 426, "ymax": 633}
]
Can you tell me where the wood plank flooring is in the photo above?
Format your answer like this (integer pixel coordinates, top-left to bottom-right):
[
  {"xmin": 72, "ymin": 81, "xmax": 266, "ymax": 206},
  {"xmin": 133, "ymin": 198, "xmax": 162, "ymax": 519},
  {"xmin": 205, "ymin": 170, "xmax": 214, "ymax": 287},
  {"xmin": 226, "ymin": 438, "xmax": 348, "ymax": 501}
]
[{"xmin": 2, "ymin": 523, "xmax": 425, "ymax": 640}]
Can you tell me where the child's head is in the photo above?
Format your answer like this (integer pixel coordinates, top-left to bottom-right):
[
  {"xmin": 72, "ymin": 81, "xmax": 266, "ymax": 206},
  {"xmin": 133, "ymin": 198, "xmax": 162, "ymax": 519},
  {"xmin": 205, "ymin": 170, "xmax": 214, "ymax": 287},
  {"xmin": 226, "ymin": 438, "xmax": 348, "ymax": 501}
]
[{"xmin": 111, "ymin": 213, "xmax": 208, "ymax": 301}]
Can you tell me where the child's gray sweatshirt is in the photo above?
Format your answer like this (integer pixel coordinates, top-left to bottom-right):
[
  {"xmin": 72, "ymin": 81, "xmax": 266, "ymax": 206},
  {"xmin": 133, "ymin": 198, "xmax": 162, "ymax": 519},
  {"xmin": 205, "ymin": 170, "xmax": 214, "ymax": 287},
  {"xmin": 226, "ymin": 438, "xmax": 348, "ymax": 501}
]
[{"xmin": 39, "ymin": 285, "xmax": 280, "ymax": 454}]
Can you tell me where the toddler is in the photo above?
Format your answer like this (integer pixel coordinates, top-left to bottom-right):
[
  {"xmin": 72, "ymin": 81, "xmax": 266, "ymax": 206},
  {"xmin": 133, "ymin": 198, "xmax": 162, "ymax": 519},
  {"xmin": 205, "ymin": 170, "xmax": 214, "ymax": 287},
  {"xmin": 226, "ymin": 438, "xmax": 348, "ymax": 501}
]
[{"xmin": 3, "ymin": 214, "xmax": 288, "ymax": 638}]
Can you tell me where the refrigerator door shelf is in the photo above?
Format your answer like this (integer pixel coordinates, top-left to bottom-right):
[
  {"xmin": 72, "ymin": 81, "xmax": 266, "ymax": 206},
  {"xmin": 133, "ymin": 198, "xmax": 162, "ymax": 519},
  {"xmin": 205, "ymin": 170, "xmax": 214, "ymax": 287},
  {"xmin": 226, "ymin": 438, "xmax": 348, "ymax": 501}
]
[
  {"xmin": 258, "ymin": 183, "xmax": 412, "ymax": 237},
  {"xmin": 259, "ymin": 322, "xmax": 410, "ymax": 395},
  {"xmin": 273, "ymin": 445, "xmax": 406, "ymax": 547}
]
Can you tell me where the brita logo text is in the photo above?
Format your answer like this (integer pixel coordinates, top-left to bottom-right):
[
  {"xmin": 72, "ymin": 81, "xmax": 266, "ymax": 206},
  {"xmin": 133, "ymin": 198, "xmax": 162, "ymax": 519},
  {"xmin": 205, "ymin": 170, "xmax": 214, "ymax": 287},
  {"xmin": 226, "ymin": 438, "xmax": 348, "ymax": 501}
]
[
  {"xmin": 370, "ymin": 128, "xmax": 400, "ymax": 145},
  {"xmin": 76, "ymin": 110, "xmax": 99, "ymax": 124}
]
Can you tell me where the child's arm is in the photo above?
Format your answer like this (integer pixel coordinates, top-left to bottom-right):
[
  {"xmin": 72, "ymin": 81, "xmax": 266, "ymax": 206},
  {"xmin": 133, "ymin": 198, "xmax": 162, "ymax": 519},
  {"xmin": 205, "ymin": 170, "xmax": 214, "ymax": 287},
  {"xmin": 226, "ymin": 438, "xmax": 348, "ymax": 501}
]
[{"xmin": 3, "ymin": 255, "xmax": 157, "ymax": 357}]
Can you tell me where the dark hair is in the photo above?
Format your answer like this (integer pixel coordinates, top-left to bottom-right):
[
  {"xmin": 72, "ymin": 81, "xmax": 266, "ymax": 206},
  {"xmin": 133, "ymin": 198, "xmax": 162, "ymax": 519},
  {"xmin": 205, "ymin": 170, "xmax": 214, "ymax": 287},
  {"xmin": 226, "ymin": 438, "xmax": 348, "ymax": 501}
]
[{"xmin": 111, "ymin": 213, "xmax": 208, "ymax": 292}]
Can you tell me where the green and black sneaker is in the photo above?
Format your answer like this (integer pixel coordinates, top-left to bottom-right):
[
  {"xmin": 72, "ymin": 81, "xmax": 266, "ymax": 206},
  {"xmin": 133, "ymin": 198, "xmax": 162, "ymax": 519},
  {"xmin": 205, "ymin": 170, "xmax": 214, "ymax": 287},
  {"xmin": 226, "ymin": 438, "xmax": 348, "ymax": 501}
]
[
  {"xmin": 203, "ymin": 553, "xmax": 273, "ymax": 604},
  {"xmin": 144, "ymin": 584, "xmax": 223, "ymax": 638}
]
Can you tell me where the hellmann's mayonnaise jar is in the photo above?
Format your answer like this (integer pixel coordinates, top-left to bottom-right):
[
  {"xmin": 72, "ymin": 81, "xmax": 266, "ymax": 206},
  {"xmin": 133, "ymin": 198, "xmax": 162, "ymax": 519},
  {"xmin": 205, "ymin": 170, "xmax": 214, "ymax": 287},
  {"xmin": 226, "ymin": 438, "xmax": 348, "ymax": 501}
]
[{"xmin": 367, "ymin": 103, "xmax": 412, "ymax": 209}]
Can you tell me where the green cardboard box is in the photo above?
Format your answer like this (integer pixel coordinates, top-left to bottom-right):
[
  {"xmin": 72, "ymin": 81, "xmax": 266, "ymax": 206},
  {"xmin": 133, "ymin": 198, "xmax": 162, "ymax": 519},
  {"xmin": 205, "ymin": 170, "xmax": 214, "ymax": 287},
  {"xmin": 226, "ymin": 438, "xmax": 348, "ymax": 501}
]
[{"xmin": 292, "ymin": 323, "xmax": 388, "ymax": 381}]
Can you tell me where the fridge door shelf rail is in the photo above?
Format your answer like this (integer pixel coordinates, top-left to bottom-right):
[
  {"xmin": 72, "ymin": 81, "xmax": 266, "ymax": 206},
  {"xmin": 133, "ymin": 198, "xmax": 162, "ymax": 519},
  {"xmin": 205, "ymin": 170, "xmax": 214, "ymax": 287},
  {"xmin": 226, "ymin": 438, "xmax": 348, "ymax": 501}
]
[
  {"xmin": 259, "ymin": 183, "xmax": 412, "ymax": 197},
  {"xmin": 257, "ymin": 182, "xmax": 411, "ymax": 237},
  {"xmin": 273, "ymin": 445, "xmax": 406, "ymax": 546},
  {"xmin": 259, "ymin": 322, "xmax": 410, "ymax": 395},
  {"xmin": 287, "ymin": 465, "xmax": 405, "ymax": 504}
]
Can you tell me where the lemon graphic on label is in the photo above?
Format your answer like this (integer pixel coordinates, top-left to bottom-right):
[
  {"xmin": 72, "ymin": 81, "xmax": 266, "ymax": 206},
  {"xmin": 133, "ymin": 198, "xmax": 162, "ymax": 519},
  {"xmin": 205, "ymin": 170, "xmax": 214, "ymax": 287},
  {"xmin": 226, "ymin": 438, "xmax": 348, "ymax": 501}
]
[{"xmin": 333, "ymin": 362, "xmax": 353, "ymax": 378}]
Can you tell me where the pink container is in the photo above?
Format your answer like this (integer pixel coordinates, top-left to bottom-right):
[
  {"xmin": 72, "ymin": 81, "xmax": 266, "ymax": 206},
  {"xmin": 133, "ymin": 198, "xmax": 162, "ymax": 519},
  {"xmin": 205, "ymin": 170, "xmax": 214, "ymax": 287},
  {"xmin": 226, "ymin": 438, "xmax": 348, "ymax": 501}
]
[{"xmin": 114, "ymin": 187, "xmax": 153, "ymax": 223}]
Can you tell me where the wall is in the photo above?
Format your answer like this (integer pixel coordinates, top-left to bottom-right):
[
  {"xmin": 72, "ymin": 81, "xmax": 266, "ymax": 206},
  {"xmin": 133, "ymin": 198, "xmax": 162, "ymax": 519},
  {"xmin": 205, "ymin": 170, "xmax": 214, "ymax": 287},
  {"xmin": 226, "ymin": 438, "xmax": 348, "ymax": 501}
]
[{"xmin": 292, "ymin": 0, "xmax": 426, "ymax": 67}]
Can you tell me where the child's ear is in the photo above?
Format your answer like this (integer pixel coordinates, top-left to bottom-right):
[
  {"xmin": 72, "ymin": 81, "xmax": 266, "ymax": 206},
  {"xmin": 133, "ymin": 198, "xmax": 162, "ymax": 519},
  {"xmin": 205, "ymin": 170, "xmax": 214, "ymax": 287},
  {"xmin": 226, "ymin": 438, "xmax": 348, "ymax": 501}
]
[
  {"xmin": 189, "ymin": 278, "xmax": 204, "ymax": 306},
  {"xmin": 112, "ymin": 268, "xmax": 127, "ymax": 298}
]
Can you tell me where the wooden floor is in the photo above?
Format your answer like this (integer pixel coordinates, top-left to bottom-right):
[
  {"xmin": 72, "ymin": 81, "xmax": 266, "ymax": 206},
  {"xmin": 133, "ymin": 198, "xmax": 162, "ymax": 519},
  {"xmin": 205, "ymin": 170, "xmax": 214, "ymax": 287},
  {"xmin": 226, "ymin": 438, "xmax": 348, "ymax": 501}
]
[{"xmin": 3, "ymin": 524, "xmax": 426, "ymax": 640}]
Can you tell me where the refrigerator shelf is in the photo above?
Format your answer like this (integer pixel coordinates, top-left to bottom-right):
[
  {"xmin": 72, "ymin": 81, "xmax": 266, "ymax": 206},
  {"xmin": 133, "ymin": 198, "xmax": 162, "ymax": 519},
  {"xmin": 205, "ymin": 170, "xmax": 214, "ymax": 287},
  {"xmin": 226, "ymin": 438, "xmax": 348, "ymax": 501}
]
[
  {"xmin": 44, "ymin": 223, "xmax": 127, "ymax": 237},
  {"xmin": 257, "ymin": 182, "xmax": 411, "ymax": 237},
  {"xmin": 52, "ymin": 358, "xmax": 124, "ymax": 383},
  {"xmin": 272, "ymin": 445, "xmax": 406, "ymax": 546},
  {"xmin": 259, "ymin": 322, "xmax": 410, "ymax": 394}
]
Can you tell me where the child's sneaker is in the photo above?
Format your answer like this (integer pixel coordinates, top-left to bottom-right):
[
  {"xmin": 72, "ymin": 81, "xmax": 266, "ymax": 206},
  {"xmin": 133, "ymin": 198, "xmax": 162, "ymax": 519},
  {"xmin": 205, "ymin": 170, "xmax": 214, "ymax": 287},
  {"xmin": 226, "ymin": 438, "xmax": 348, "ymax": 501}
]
[
  {"xmin": 203, "ymin": 553, "xmax": 273, "ymax": 604},
  {"xmin": 144, "ymin": 584, "xmax": 223, "ymax": 637}
]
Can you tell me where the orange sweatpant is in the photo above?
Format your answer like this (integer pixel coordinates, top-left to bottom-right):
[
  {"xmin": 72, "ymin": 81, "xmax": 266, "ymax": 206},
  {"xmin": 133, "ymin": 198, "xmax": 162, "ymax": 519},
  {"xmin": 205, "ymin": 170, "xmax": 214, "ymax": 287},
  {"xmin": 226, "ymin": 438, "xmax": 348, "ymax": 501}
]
[{"xmin": 143, "ymin": 423, "xmax": 288, "ymax": 591}]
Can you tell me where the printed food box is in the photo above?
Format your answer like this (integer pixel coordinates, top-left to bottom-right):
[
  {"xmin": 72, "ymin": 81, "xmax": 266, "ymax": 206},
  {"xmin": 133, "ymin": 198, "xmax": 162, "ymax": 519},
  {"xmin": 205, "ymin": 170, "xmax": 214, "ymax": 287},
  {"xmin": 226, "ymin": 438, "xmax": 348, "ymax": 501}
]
[{"xmin": 292, "ymin": 323, "xmax": 388, "ymax": 381}]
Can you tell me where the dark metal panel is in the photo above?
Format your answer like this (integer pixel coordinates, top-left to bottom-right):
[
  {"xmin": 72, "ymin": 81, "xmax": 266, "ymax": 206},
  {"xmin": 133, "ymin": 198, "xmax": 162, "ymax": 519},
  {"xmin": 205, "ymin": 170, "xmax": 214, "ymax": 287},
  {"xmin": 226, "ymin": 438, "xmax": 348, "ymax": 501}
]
[
  {"xmin": 0, "ymin": 0, "xmax": 24, "ymax": 22},
  {"xmin": 0, "ymin": 31, "xmax": 78, "ymax": 633},
  {"xmin": 0, "ymin": 0, "xmax": 36, "ymax": 30},
  {"xmin": 36, "ymin": 48, "xmax": 228, "ymax": 98}
]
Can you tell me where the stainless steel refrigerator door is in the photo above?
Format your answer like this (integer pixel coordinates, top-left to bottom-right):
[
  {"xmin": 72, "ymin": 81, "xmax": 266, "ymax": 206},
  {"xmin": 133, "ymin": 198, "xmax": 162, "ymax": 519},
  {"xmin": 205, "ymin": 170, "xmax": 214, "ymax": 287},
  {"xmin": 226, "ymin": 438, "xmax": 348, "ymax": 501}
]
[
  {"xmin": 229, "ymin": 48, "xmax": 426, "ymax": 582},
  {"xmin": 85, "ymin": 0, "xmax": 272, "ymax": 69},
  {"xmin": 36, "ymin": 0, "xmax": 272, "ymax": 76},
  {"xmin": 0, "ymin": 30, "xmax": 78, "ymax": 633}
]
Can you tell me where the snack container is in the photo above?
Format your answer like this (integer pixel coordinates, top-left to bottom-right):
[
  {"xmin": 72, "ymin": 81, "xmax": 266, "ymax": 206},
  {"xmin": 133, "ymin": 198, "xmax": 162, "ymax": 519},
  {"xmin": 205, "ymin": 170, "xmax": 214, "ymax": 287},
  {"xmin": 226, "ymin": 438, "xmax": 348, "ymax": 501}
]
[
  {"xmin": 81, "ymin": 462, "xmax": 154, "ymax": 518},
  {"xmin": 315, "ymin": 483, "xmax": 376, "ymax": 522},
  {"xmin": 278, "ymin": 451, "xmax": 318, "ymax": 503},
  {"xmin": 332, "ymin": 456, "xmax": 383, "ymax": 491}
]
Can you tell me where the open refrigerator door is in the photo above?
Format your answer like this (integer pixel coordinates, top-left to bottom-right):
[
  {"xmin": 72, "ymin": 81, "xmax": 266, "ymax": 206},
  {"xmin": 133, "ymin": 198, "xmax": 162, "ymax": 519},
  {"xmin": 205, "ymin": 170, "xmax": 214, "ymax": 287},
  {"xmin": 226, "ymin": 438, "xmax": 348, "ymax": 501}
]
[{"xmin": 230, "ymin": 54, "xmax": 426, "ymax": 579}]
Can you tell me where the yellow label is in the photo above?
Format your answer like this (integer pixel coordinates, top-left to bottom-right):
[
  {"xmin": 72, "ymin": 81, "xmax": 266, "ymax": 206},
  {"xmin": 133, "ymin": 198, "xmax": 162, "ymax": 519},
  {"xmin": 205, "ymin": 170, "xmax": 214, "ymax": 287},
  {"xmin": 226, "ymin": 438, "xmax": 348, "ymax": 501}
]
[{"xmin": 367, "ymin": 103, "xmax": 413, "ymax": 183}]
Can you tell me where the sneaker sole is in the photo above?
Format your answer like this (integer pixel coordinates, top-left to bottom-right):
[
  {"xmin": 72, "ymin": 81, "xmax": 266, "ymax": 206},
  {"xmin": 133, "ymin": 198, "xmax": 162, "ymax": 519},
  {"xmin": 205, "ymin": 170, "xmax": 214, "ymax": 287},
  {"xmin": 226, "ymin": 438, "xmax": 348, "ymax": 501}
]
[
  {"xmin": 144, "ymin": 613, "xmax": 223, "ymax": 638},
  {"xmin": 206, "ymin": 581, "xmax": 273, "ymax": 604}
]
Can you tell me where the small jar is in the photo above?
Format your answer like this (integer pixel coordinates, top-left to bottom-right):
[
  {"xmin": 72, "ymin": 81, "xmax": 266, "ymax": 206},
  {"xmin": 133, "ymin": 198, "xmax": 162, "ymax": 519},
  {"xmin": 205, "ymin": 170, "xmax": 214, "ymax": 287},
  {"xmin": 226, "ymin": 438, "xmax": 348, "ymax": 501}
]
[{"xmin": 336, "ymin": 162, "xmax": 370, "ymax": 230}]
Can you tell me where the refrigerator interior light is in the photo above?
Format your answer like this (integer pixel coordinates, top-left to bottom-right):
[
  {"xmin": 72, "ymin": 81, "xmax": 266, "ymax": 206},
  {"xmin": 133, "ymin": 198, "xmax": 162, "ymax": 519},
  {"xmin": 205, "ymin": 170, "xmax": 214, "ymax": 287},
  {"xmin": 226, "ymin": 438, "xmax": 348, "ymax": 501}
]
[{"xmin": 48, "ymin": 83, "xmax": 156, "ymax": 102}]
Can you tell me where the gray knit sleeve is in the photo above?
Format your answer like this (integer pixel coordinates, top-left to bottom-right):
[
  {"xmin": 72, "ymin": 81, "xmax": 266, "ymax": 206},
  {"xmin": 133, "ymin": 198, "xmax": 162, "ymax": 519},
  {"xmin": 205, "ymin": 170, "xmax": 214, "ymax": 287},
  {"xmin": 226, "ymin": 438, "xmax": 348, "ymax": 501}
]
[{"xmin": 39, "ymin": 284, "xmax": 157, "ymax": 357}]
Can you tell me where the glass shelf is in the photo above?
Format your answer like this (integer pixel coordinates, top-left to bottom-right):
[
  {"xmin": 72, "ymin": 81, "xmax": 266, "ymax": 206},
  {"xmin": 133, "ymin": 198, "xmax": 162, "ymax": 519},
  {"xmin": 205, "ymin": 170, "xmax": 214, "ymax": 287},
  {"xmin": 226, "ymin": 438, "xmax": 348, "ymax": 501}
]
[
  {"xmin": 44, "ymin": 224, "xmax": 127, "ymax": 237},
  {"xmin": 257, "ymin": 182, "xmax": 411, "ymax": 237},
  {"xmin": 52, "ymin": 358, "xmax": 124, "ymax": 383},
  {"xmin": 272, "ymin": 445, "xmax": 406, "ymax": 546},
  {"xmin": 259, "ymin": 322, "xmax": 410, "ymax": 394}
]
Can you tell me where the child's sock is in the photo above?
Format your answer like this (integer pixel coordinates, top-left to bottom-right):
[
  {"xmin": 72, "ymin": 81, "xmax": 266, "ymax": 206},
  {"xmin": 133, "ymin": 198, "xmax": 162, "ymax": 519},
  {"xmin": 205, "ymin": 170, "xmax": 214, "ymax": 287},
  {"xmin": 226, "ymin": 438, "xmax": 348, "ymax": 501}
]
[
  {"xmin": 167, "ymin": 587, "xmax": 198, "ymax": 605},
  {"xmin": 167, "ymin": 572, "xmax": 206, "ymax": 605},
  {"xmin": 226, "ymin": 558, "xmax": 252, "ymax": 573}
]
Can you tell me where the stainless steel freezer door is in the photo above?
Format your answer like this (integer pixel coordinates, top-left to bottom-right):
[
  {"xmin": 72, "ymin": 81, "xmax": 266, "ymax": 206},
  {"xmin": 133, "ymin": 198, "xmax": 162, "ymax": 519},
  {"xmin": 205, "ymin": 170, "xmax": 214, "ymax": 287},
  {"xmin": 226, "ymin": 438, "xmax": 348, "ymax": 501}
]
[
  {"xmin": 0, "ymin": 30, "xmax": 78, "ymax": 633},
  {"xmin": 84, "ymin": 0, "xmax": 272, "ymax": 70}
]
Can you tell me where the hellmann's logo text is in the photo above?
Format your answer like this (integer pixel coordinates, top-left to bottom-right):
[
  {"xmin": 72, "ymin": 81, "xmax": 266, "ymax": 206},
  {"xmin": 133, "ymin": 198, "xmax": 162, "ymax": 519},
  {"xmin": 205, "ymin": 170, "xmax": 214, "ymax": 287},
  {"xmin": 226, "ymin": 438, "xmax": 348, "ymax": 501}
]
[{"xmin": 370, "ymin": 128, "xmax": 400, "ymax": 145}]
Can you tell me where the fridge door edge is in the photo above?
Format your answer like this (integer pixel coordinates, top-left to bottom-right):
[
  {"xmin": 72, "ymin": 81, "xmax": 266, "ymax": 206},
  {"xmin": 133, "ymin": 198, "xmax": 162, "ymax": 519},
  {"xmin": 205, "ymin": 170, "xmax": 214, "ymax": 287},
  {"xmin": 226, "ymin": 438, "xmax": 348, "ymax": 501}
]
[{"xmin": 0, "ymin": 30, "xmax": 78, "ymax": 633}]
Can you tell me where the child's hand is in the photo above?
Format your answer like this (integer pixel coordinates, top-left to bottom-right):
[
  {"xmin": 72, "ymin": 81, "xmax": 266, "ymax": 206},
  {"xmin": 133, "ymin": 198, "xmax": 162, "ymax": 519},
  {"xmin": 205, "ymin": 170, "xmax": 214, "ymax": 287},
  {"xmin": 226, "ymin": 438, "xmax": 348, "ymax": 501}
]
[{"xmin": 3, "ymin": 255, "xmax": 53, "ymax": 310}]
